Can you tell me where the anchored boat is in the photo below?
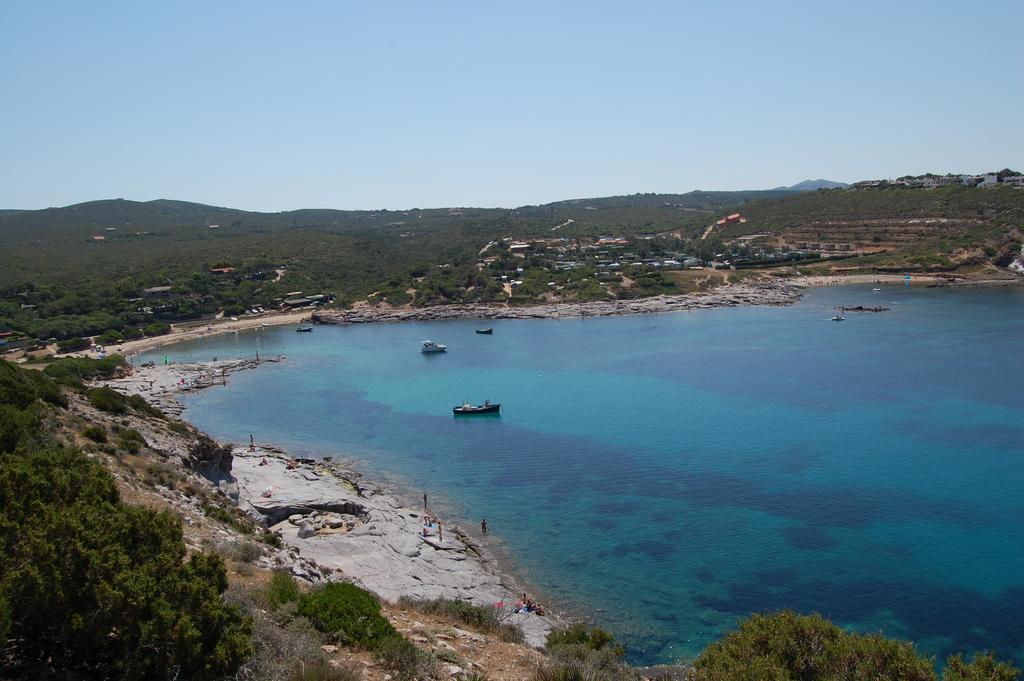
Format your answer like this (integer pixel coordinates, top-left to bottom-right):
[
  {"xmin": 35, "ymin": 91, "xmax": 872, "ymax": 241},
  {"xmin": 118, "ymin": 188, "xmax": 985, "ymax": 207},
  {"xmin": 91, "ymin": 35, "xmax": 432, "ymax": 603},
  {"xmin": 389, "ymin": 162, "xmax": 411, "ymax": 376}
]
[
  {"xmin": 421, "ymin": 340, "xmax": 447, "ymax": 353},
  {"xmin": 453, "ymin": 400, "xmax": 500, "ymax": 415},
  {"xmin": 475, "ymin": 328, "xmax": 493, "ymax": 335}
]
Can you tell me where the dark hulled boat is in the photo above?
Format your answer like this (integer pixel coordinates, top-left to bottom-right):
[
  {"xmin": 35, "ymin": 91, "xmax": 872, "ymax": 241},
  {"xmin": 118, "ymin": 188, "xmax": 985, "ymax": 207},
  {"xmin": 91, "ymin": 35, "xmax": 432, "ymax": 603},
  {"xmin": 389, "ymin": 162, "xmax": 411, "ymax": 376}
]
[
  {"xmin": 453, "ymin": 400, "xmax": 500, "ymax": 415},
  {"xmin": 475, "ymin": 328, "xmax": 493, "ymax": 334},
  {"xmin": 295, "ymin": 326, "xmax": 314, "ymax": 332}
]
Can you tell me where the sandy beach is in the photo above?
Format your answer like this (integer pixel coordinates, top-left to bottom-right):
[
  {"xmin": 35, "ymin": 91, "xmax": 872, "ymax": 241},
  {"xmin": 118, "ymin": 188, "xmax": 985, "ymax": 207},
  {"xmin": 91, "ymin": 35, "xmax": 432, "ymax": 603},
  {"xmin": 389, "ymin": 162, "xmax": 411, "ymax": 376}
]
[{"xmin": 108, "ymin": 309, "xmax": 314, "ymax": 358}]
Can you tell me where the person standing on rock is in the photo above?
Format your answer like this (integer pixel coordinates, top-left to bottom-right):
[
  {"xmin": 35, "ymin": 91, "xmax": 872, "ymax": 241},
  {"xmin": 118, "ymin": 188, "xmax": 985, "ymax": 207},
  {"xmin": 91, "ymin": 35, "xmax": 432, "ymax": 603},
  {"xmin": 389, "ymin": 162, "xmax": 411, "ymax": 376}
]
[{"xmin": 481, "ymin": 518, "xmax": 488, "ymax": 535}]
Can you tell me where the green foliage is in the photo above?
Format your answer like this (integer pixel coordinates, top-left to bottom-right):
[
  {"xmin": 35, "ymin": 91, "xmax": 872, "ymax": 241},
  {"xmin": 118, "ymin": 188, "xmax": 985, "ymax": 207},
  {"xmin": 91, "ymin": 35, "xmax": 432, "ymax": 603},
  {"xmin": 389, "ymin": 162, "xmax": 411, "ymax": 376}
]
[
  {"xmin": 168, "ymin": 419, "xmax": 191, "ymax": 435},
  {"xmin": 42, "ymin": 354, "xmax": 125, "ymax": 387},
  {"xmin": 96, "ymin": 329, "xmax": 124, "ymax": 345},
  {"xmin": 88, "ymin": 385, "xmax": 130, "ymax": 413},
  {"xmin": 128, "ymin": 392, "xmax": 164, "ymax": 417},
  {"xmin": 145, "ymin": 321, "xmax": 172, "ymax": 337},
  {"xmin": 297, "ymin": 582, "xmax": 400, "ymax": 649},
  {"xmin": 689, "ymin": 611, "xmax": 936, "ymax": 681},
  {"xmin": 398, "ymin": 596, "xmax": 523, "ymax": 643},
  {"xmin": 267, "ymin": 571, "xmax": 303, "ymax": 609},
  {"xmin": 943, "ymin": 653, "xmax": 1020, "ymax": 681},
  {"xmin": 116, "ymin": 426, "xmax": 145, "ymax": 453},
  {"xmin": 86, "ymin": 385, "xmax": 162, "ymax": 418},
  {"xmin": 373, "ymin": 636, "xmax": 423, "ymax": 679},
  {"xmin": 82, "ymin": 424, "xmax": 108, "ymax": 443},
  {"xmin": 0, "ymin": 361, "xmax": 64, "ymax": 451},
  {"xmin": 56, "ymin": 336, "xmax": 91, "ymax": 353},
  {"xmin": 142, "ymin": 461, "xmax": 184, "ymax": 488},
  {"xmin": 547, "ymin": 623, "xmax": 622, "ymax": 656},
  {"xmin": 0, "ymin": 446, "xmax": 253, "ymax": 678}
]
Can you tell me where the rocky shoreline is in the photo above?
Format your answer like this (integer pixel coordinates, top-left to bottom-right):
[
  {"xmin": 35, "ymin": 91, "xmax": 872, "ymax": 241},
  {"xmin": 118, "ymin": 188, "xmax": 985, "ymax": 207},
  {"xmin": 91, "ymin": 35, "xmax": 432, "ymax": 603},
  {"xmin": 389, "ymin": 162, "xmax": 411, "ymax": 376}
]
[
  {"xmin": 102, "ymin": 358, "xmax": 556, "ymax": 648},
  {"xmin": 311, "ymin": 280, "xmax": 806, "ymax": 325}
]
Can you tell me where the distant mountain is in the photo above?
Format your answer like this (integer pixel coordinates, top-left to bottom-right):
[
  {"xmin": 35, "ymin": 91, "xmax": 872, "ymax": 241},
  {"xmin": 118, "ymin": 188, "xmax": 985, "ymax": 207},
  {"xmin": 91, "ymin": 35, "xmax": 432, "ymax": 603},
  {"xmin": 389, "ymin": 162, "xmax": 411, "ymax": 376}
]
[{"xmin": 774, "ymin": 179, "xmax": 850, "ymax": 192}]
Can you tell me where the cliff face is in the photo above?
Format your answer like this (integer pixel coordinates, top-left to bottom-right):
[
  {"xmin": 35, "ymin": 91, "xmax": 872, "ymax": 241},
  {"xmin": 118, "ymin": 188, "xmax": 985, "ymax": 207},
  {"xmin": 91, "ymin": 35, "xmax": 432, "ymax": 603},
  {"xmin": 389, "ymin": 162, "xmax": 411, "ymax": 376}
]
[{"xmin": 187, "ymin": 434, "xmax": 235, "ymax": 487}]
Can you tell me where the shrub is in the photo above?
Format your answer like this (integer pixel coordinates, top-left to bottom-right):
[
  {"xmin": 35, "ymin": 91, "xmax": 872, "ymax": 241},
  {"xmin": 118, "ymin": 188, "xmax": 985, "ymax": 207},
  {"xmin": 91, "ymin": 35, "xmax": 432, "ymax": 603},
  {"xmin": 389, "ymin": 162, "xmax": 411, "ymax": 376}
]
[
  {"xmin": 169, "ymin": 420, "xmax": 191, "ymax": 435},
  {"xmin": 43, "ymin": 355, "xmax": 126, "ymax": 386},
  {"xmin": 547, "ymin": 623, "xmax": 622, "ymax": 656},
  {"xmin": 226, "ymin": 581, "xmax": 346, "ymax": 681},
  {"xmin": 56, "ymin": 337, "xmax": 91, "ymax": 353},
  {"xmin": 260, "ymin": 528, "xmax": 284, "ymax": 547},
  {"xmin": 267, "ymin": 571, "xmax": 303, "ymax": 609},
  {"xmin": 86, "ymin": 387, "xmax": 162, "ymax": 418},
  {"xmin": 374, "ymin": 636, "xmax": 424, "ymax": 679},
  {"xmin": 116, "ymin": 427, "xmax": 145, "ymax": 453},
  {"xmin": 297, "ymin": 582, "xmax": 399, "ymax": 649},
  {"xmin": 0, "ymin": 447, "xmax": 253, "ymax": 678},
  {"xmin": 127, "ymin": 393, "xmax": 163, "ymax": 418},
  {"xmin": 144, "ymin": 321, "xmax": 171, "ymax": 337},
  {"xmin": 87, "ymin": 386, "xmax": 129, "ymax": 414},
  {"xmin": 943, "ymin": 653, "xmax": 1020, "ymax": 681},
  {"xmin": 142, "ymin": 462, "xmax": 184, "ymax": 488},
  {"xmin": 82, "ymin": 425, "xmax": 108, "ymax": 443},
  {"xmin": 208, "ymin": 539, "xmax": 264, "ymax": 564},
  {"xmin": 96, "ymin": 330, "xmax": 124, "ymax": 346},
  {"xmin": 688, "ymin": 611, "xmax": 936, "ymax": 681},
  {"xmin": 398, "ymin": 597, "xmax": 523, "ymax": 643}
]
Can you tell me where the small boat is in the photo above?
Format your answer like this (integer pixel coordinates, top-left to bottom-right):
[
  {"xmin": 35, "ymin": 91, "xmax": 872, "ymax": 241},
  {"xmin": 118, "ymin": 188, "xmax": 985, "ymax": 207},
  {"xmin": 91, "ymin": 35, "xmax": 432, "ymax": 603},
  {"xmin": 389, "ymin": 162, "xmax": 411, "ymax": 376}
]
[
  {"xmin": 872, "ymin": 287, "xmax": 881, "ymax": 292},
  {"xmin": 475, "ymin": 328, "xmax": 493, "ymax": 335},
  {"xmin": 831, "ymin": 314, "xmax": 845, "ymax": 322},
  {"xmin": 453, "ymin": 400, "xmax": 500, "ymax": 415},
  {"xmin": 421, "ymin": 340, "xmax": 447, "ymax": 353},
  {"xmin": 295, "ymin": 326, "xmax": 314, "ymax": 333}
]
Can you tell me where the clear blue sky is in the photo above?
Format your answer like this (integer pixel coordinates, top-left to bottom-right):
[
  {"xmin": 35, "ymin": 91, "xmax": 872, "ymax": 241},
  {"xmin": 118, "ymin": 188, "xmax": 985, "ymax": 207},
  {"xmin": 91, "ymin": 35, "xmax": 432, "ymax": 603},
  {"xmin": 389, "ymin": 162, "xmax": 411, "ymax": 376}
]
[{"xmin": 2, "ymin": 1, "xmax": 1021, "ymax": 211}]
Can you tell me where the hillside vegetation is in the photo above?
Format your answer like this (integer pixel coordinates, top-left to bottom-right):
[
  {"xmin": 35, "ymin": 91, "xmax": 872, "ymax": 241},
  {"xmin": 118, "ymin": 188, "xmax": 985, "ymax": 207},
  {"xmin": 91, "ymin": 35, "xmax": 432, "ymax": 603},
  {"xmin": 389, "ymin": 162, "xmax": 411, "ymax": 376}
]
[{"xmin": 1, "ymin": 187, "xmax": 1021, "ymax": 347}]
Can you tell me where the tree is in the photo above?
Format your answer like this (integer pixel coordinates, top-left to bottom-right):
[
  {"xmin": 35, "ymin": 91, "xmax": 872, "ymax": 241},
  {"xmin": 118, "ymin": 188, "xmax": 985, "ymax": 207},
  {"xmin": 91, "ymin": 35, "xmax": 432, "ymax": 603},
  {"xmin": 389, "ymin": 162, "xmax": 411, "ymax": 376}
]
[{"xmin": 0, "ymin": 448, "xmax": 253, "ymax": 679}]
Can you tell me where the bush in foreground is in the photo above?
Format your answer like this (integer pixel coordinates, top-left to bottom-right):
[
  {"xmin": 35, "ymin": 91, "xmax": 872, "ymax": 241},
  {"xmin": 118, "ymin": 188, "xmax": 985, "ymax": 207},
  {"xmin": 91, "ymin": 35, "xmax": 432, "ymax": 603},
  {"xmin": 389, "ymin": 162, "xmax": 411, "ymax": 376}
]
[
  {"xmin": 538, "ymin": 624, "xmax": 631, "ymax": 681},
  {"xmin": 297, "ymin": 582, "xmax": 399, "ymax": 649},
  {"xmin": 267, "ymin": 571, "xmax": 303, "ymax": 609},
  {"xmin": 687, "ymin": 611, "xmax": 1020, "ymax": 681},
  {"xmin": 0, "ymin": 443, "xmax": 253, "ymax": 678}
]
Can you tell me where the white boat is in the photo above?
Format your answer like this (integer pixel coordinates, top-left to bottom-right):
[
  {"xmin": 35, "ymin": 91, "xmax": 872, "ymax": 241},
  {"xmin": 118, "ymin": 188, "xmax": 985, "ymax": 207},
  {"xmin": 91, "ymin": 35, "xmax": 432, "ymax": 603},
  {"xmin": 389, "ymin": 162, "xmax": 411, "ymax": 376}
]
[
  {"xmin": 421, "ymin": 340, "xmax": 447, "ymax": 353},
  {"xmin": 831, "ymin": 314, "xmax": 845, "ymax": 322},
  {"xmin": 873, "ymin": 287, "xmax": 881, "ymax": 292}
]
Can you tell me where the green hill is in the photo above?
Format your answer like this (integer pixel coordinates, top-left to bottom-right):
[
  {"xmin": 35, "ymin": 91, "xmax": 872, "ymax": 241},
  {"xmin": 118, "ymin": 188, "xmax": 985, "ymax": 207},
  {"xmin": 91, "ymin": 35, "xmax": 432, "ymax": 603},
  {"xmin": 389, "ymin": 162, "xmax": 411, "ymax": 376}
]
[{"xmin": 0, "ymin": 187, "xmax": 1021, "ymax": 345}]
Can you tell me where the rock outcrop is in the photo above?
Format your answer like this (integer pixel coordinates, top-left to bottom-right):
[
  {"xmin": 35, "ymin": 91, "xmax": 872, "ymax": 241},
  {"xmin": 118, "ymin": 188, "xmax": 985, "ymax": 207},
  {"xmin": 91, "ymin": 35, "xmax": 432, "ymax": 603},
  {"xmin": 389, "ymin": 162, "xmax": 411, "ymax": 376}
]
[
  {"xmin": 312, "ymin": 281, "xmax": 804, "ymax": 326},
  {"xmin": 232, "ymin": 450, "xmax": 555, "ymax": 648}
]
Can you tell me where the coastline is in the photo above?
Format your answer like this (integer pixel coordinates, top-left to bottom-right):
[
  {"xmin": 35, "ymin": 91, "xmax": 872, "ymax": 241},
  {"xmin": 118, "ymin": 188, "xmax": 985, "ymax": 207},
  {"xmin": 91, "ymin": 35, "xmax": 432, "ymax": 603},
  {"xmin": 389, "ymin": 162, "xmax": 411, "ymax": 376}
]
[
  {"xmin": 310, "ymin": 280, "xmax": 805, "ymax": 326},
  {"xmin": 111, "ymin": 309, "xmax": 314, "ymax": 358},
  {"xmin": 97, "ymin": 273, "xmax": 1021, "ymax": 359},
  {"xmin": 102, "ymin": 359, "xmax": 557, "ymax": 648}
]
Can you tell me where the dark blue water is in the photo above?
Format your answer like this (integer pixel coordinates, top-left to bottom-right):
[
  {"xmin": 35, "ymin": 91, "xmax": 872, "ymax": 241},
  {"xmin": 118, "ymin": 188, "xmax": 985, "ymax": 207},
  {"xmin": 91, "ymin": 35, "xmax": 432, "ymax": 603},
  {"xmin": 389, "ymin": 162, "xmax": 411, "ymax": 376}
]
[{"xmin": 147, "ymin": 285, "xmax": 1024, "ymax": 666}]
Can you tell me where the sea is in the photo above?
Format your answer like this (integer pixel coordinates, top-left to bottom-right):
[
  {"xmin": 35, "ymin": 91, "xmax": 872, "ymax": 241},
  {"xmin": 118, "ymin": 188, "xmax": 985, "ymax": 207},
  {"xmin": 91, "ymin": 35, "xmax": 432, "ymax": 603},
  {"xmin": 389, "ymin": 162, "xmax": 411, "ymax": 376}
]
[{"xmin": 142, "ymin": 285, "xmax": 1024, "ymax": 667}]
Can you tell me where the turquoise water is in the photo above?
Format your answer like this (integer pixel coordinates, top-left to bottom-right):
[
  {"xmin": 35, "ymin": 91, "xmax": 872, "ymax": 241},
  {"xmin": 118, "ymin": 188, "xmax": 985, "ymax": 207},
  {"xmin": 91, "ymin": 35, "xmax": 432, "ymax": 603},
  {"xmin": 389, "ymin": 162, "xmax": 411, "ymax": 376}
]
[{"xmin": 147, "ymin": 286, "xmax": 1024, "ymax": 666}]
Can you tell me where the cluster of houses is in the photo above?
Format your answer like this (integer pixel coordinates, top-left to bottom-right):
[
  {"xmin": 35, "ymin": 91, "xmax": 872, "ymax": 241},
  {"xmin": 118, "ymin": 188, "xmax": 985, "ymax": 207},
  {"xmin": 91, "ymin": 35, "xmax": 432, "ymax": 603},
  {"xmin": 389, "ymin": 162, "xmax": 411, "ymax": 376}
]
[
  {"xmin": 479, "ymin": 236, "xmax": 709, "ymax": 285},
  {"xmin": 852, "ymin": 172, "xmax": 1024, "ymax": 190}
]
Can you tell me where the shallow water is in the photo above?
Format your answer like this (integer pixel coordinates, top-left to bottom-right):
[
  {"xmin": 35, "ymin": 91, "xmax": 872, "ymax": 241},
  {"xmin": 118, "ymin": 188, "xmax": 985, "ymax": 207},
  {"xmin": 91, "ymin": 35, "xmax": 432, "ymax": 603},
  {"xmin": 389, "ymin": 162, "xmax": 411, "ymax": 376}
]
[{"xmin": 147, "ymin": 285, "xmax": 1024, "ymax": 665}]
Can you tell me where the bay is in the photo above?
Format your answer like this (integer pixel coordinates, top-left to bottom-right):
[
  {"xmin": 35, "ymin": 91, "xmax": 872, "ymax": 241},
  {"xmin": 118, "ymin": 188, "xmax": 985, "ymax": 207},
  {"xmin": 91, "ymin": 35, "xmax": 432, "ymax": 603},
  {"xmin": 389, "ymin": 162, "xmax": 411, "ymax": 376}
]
[{"xmin": 145, "ymin": 285, "xmax": 1024, "ymax": 666}]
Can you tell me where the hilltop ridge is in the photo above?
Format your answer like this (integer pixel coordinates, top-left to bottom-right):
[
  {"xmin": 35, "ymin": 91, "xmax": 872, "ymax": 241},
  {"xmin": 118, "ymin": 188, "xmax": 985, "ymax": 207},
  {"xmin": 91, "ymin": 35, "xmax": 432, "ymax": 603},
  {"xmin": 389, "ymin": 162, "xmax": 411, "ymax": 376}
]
[{"xmin": 0, "ymin": 184, "xmax": 1021, "ymax": 355}]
